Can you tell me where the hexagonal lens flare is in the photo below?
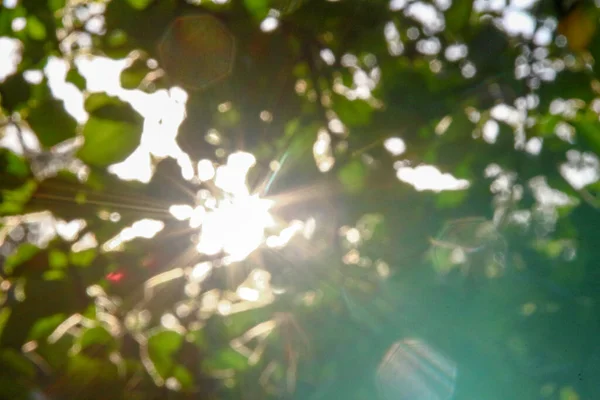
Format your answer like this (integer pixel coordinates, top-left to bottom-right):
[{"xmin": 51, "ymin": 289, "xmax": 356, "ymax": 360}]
[{"xmin": 159, "ymin": 15, "xmax": 236, "ymax": 90}]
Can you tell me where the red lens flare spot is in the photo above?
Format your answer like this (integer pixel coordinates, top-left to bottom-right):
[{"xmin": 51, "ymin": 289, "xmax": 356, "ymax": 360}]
[{"xmin": 107, "ymin": 271, "xmax": 125, "ymax": 283}]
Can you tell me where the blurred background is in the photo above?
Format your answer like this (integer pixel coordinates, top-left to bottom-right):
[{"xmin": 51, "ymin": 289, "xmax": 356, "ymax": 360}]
[{"xmin": 0, "ymin": 0, "xmax": 599, "ymax": 399}]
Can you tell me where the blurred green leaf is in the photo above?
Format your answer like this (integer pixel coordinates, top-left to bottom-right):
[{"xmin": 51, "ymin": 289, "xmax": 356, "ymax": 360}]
[
  {"xmin": 66, "ymin": 67, "xmax": 87, "ymax": 91},
  {"xmin": 148, "ymin": 330, "xmax": 183, "ymax": 378},
  {"xmin": 204, "ymin": 347, "xmax": 249, "ymax": 371},
  {"xmin": 120, "ymin": 58, "xmax": 148, "ymax": 90},
  {"xmin": 445, "ymin": 0, "xmax": 473, "ymax": 35},
  {"xmin": 126, "ymin": 0, "xmax": 154, "ymax": 10},
  {"xmin": 4, "ymin": 243, "xmax": 40, "ymax": 275},
  {"xmin": 28, "ymin": 313, "xmax": 66, "ymax": 341},
  {"xmin": 333, "ymin": 95, "xmax": 372, "ymax": 126},
  {"xmin": 0, "ymin": 180, "xmax": 37, "ymax": 216},
  {"xmin": 80, "ymin": 326, "xmax": 115, "ymax": 352},
  {"xmin": 0, "ymin": 74, "xmax": 31, "ymax": 111},
  {"xmin": 244, "ymin": 0, "xmax": 270, "ymax": 20},
  {"xmin": 49, "ymin": 250, "xmax": 69, "ymax": 269},
  {"xmin": 338, "ymin": 160, "xmax": 367, "ymax": 194},
  {"xmin": 0, "ymin": 348, "xmax": 35, "ymax": 378},
  {"xmin": 78, "ymin": 93, "xmax": 143, "ymax": 167},
  {"xmin": 70, "ymin": 249, "xmax": 97, "ymax": 268},
  {"xmin": 26, "ymin": 15, "xmax": 47, "ymax": 40},
  {"xmin": 27, "ymin": 97, "xmax": 78, "ymax": 148}
]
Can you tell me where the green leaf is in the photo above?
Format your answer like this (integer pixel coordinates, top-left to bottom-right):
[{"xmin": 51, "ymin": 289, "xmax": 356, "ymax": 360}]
[
  {"xmin": 120, "ymin": 58, "xmax": 149, "ymax": 90},
  {"xmin": 172, "ymin": 364, "xmax": 194, "ymax": 390},
  {"xmin": 0, "ymin": 180, "xmax": 37, "ymax": 216},
  {"xmin": 0, "ymin": 349, "xmax": 35, "ymax": 378},
  {"xmin": 70, "ymin": 249, "xmax": 97, "ymax": 267},
  {"xmin": 0, "ymin": 74, "xmax": 31, "ymax": 111},
  {"xmin": 0, "ymin": 150, "xmax": 30, "ymax": 186},
  {"xmin": 204, "ymin": 347, "xmax": 249, "ymax": 371},
  {"xmin": 126, "ymin": 0, "xmax": 154, "ymax": 10},
  {"xmin": 3, "ymin": 243, "xmax": 39, "ymax": 275},
  {"xmin": 49, "ymin": 250, "xmax": 69, "ymax": 269},
  {"xmin": 445, "ymin": 0, "xmax": 473, "ymax": 35},
  {"xmin": 337, "ymin": 160, "xmax": 368, "ymax": 194},
  {"xmin": 333, "ymin": 95, "xmax": 372, "ymax": 127},
  {"xmin": 28, "ymin": 313, "xmax": 66, "ymax": 340},
  {"xmin": 78, "ymin": 93, "xmax": 143, "ymax": 167},
  {"xmin": 244, "ymin": 0, "xmax": 270, "ymax": 20},
  {"xmin": 80, "ymin": 326, "xmax": 115, "ymax": 352},
  {"xmin": 435, "ymin": 189, "xmax": 468, "ymax": 208},
  {"xmin": 147, "ymin": 330, "xmax": 183, "ymax": 378},
  {"xmin": 27, "ymin": 97, "xmax": 78, "ymax": 147},
  {"xmin": 0, "ymin": 309, "xmax": 10, "ymax": 339},
  {"xmin": 26, "ymin": 15, "xmax": 47, "ymax": 40},
  {"xmin": 66, "ymin": 67, "xmax": 87, "ymax": 91}
]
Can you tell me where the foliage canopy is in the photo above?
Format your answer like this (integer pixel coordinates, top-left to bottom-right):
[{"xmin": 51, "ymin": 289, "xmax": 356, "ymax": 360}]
[{"xmin": 1, "ymin": 0, "xmax": 600, "ymax": 399}]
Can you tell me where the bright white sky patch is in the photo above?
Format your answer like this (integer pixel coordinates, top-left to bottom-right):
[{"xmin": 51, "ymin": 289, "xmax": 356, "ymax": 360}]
[
  {"xmin": 0, "ymin": 37, "xmax": 21, "ymax": 82},
  {"xmin": 560, "ymin": 150, "xmax": 599, "ymax": 190},
  {"xmin": 396, "ymin": 164, "xmax": 470, "ymax": 192}
]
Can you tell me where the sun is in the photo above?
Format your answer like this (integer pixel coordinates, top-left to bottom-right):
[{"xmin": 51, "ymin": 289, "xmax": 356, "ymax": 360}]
[{"xmin": 169, "ymin": 151, "xmax": 276, "ymax": 263}]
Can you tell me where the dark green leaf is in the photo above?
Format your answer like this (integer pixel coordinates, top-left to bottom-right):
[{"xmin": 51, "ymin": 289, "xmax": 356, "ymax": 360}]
[
  {"xmin": 27, "ymin": 97, "xmax": 78, "ymax": 147},
  {"xmin": 120, "ymin": 58, "xmax": 148, "ymax": 90},
  {"xmin": 337, "ymin": 160, "xmax": 368, "ymax": 194},
  {"xmin": 445, "ymin": 0, "xmax": 473, "ymax": 35},
  {"xmin": 66, "ymin": 67, "xmax": 87, "ymax": 91},
  {"xmin": 0, "ymin": 74, "xmax": 31, "ymax": 111},
  {"xmin": 3, "ymin": 243, "xmax": 40, "ymax": 275}
]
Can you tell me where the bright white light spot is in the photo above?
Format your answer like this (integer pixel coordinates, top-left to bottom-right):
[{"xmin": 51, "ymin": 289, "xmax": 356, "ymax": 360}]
[
  {"xmin": 384, "ymin": 137, "xmax": 406, "ymax": 156},
  {"xmin": 445, "ymin": 44, "xmax": 467, "ymax": 62},
  {"xmin": 237, "ymin": 286, "xmax": 260, "ymax": 302},
  {"xmin": 109, "ymin": 148, "xmax": 153, "ymax": 183},
  {"xmin": 320, "ymin": 48, "xmax": 336, "ymax": 65},
  {"xmin": 11, "ymin": 17, "xmax": 26, "ymax": 32},
  {"xmin": 71, "ymin": 232, "xmax": 97, "ymax": 252},
  {"xmin": 0, "ymin": 38, "xmax": 21, "ymax": 82},
  {"xmin": 169, "ymin": 204, "xmax": 194, "ymax": 221},
  {"xmin": 102, "ymin": 219, "xmax": 164, "ymax": 252},
  {"xmin": 260, "ymin": 16, "xmax": 279, "ymax": 32},
  {"xmin": 525, "ymin": 137, "xmax": 542, "ymax": 155},
  {"xmin": 197, "ymin": 195, "xmax": 274, "ymax": 261},
  {"xmin": 23, "ymin": 70, "xmax": 43, "ymax": 84},
  {"xmin": 396, "ymin": 165, "xmax": 470, "ymax": 192},
  {"xmin": 161, "ymin": 313, "xmax": 178, "ymax": 330},
  {"xmin": 191, "ymin": 262, "xmax": 212, "ymax": 282},
  {"xmin": 215, "ymin": 152, "xmax": 256, "ymax": 196},
  {"xmin": 197, "ymin": 159, "xmax": 216, "ymax": 181},
  {"xmin": 529, "ymin": 176, "xmax": 574, "ymax": 206},
  {"xmin": 260, "ymin": 110, "xmax": 273, "ymax": 122},
  {"xmin": 405, "ymin": 3, "xmax": 444, "ymax": 32},
  {"xmin": 483, "ymin": 120, "xmax": 499, "ymax": 144},
  {"xmin": 346, "ymin": 228, "xmax": 361, "ymax": 244},
  {"xmin": 56, "ymin": 219, "xmax": 86, "ymax": 241},
  {"xmin": 390, "ymin": 0, "xmax": 406, "ymax": 10},
  {"xmin": 560, "ymin": 150, "xmax": 599, "ymax": 190},
  {"xmin": 502, "ymin": 10, "xmax": 535, "ymax": 38},
  {"xmin": 189, "ymin": 206, "xmax": 205, "ymax": 229},
  {"xmin": 266, "ymin": 220, "xmax": 303, "ymax": 248}
]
